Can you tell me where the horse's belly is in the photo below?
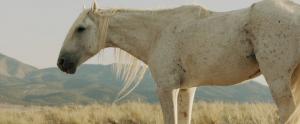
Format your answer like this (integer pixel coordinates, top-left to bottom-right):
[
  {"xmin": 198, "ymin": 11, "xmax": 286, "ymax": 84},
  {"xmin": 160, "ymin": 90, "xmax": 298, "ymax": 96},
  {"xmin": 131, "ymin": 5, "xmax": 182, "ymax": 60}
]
[
  {"xmin": 182, "ymin": 54, "xmax": 260, "ymax": 87},
  {"xmin": 180, "ymin": 40, "xmax": 260, "ymax": 87}
]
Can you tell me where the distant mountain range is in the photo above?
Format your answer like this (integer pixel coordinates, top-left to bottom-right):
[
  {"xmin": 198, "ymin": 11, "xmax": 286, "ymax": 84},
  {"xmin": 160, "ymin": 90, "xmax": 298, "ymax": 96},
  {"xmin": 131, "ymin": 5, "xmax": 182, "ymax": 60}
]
[
  {"xmin": 0, "ymin": 53, "xmax": 273, "ymax": 106},
  {"xmin": 0, "ymin": 53, "xmax": 37, "ymax": 78}
]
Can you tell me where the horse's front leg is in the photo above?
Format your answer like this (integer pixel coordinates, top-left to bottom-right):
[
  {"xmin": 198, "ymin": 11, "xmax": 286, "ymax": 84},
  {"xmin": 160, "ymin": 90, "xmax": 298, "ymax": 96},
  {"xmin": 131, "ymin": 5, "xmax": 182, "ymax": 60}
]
[
  {"xmin": 150, "ymin": 59, "xmax": 185, "ymax": 124},
  {"xmin": 178, "ymin": 87, "xmax": 196, "ymax": 124},
  {"xmin": 157, "ymin": 88, "xmax": 179, "ymax": 124}
]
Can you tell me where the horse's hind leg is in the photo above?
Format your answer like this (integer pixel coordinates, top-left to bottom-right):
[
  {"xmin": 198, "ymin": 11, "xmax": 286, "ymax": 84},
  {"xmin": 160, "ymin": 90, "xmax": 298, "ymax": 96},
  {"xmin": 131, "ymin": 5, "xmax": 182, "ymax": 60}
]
[
  {"xmin": 264, "ymin": 75, "xmax": 295, "ymax": 123},
  {"xmin": 255, "ymin": 47, "xmax": 296, "ymax": 123},
  {"xmin": 178, "ymin": 87, "xmax": 196, "ymax": 124},
  {"xmin": 257, "ymin": 64, "xmax": 295, "ymax": 123},
  {"xmin": 291, "ymin": 64, "xmax": 300, "ymax": 105},
  {"xmin": 286, "ymin": 105, "xmax": 300, "ymax": 124},
  {"xmin": 286, "ymin": 64, "xmax": 300, "ymax": 124}
]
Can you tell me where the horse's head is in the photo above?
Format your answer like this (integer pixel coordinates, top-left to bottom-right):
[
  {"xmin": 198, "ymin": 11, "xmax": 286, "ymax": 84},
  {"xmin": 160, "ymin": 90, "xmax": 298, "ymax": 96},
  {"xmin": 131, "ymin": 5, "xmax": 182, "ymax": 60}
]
[{"xmin": 57, "ymin": 2, "xmax": 104, "ymax": 74}]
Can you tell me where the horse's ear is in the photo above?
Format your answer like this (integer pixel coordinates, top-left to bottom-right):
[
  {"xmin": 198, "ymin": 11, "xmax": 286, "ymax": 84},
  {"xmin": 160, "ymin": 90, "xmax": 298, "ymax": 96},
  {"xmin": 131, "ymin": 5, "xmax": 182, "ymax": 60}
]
[{"xmin": 91, "ymin": 0, "xmax": 98, "ymax": 13}]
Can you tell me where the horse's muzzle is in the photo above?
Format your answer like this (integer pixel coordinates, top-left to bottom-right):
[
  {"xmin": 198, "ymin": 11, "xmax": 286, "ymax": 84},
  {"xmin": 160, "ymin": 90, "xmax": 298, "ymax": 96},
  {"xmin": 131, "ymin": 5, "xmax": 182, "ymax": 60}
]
[{"xmin": 57, "ymin": 57, "xmax": 77, "ymax": 74}]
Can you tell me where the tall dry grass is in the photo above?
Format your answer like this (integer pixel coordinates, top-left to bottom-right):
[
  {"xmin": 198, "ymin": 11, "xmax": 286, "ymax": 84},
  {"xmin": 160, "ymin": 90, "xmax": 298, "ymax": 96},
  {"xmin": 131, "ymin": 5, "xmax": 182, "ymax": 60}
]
[{"xmin": 0, "ymin": 102, "xmax": 278, "ymax": 124}]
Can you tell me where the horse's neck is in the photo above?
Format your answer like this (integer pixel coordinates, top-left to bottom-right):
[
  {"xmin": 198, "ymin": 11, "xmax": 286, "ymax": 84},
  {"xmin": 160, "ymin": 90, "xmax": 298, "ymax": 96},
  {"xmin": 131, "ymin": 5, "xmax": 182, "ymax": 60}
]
[{"xmin": 106, "ymin": 10, "xmax": 166, "ymax": 63}]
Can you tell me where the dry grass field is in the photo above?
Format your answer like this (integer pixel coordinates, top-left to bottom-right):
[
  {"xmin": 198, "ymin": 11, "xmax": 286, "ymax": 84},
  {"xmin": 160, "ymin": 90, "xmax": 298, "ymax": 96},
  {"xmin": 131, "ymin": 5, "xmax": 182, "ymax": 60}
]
[{"xmin": 0, "ymin": 102, "xmax": 278, "ymax": 124}]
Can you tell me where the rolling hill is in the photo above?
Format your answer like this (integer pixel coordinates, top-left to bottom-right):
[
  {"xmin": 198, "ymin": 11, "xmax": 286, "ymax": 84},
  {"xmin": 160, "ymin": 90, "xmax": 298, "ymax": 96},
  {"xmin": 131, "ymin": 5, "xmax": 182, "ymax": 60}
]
[
  {"xmin": 0, "ymin": 53, "xmax": 37, "ymax": 78},
  {"xmin": 0, "ymin": 53, "xmax": 273, "ymax": 106}
]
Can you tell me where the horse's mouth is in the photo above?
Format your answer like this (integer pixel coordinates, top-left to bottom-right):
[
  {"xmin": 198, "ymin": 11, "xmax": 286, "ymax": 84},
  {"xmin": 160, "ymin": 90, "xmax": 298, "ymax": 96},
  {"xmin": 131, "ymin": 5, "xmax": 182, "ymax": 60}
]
[
  {"xmin": 65, "ymin": 67, "xmax": 77, "ymax": 74},
  {"xmin": 58, "ymin": 66, "xmax": 77, "ymax": 74},
  {"xmin": 57, "ymin": 61, "xmax": 77, "ymax": 74}
]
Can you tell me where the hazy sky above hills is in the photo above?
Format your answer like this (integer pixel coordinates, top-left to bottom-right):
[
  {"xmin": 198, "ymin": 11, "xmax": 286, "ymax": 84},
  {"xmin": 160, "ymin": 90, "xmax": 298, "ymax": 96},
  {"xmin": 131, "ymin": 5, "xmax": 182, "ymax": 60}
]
[{"xmin": 1, "ymin": 0, "xmax": 300, "ymax": 84}]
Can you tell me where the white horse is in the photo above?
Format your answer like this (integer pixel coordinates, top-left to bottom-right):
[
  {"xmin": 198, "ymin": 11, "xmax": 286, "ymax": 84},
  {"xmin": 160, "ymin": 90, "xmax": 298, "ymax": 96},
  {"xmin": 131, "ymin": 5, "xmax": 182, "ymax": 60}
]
[{"xmin": 57, "ymin": 0, "xmax": 300, "ymax": 123}]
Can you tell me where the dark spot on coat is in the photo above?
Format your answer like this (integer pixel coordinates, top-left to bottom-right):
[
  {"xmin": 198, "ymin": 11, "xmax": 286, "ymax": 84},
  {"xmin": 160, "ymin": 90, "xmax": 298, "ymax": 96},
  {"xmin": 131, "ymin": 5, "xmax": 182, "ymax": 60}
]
[
  {"xmin": 181, "ymin": 89, "xmax": 188, "ymax": 92},
  {"xmin": 244, "ymin": 29, "xmax": 250, "ymax": 34},
  {"xmin": 278, "ymin": 20, "xmax": 281, "ymax": 23},
  {"xmin": 283, "ymin": 34, "xmax": 287, "ymax": 38},
  {"xmin": 182, "ymin": 112, "xmax": 188, "ymax": 118},
  {"xmin": 247, "ymin": 51, "xmax": 256, "ymax": 61},
  {"xmin": 177, "ymin": 63, "xmax": 186, "ymax": 73}
]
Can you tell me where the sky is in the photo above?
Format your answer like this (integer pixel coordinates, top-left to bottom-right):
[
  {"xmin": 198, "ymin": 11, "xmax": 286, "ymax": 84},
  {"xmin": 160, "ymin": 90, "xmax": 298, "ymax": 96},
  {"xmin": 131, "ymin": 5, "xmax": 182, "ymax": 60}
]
[{"xmin": 1, "ymin": 0, "xmax": 300, "ymax": 84}]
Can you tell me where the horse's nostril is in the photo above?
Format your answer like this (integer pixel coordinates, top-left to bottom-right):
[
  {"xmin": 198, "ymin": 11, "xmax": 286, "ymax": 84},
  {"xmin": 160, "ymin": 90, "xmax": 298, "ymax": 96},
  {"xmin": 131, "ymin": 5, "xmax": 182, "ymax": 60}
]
[{"xmin": 58, "ymin": 58, "xmax": 65, "ymax": 66}]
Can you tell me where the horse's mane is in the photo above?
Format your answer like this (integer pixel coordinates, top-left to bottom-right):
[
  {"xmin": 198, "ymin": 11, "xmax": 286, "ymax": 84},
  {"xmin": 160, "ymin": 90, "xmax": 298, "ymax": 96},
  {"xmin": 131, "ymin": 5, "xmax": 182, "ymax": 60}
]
[{"xmin": 112, "ymin": 49, "xmax": 148, "ymax": 102}]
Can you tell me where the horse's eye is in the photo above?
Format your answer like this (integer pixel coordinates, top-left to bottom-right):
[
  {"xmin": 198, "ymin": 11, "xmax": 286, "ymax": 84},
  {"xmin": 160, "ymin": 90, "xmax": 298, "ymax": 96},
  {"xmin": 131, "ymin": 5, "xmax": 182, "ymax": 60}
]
[{"xmin": 77, "ymin": 26, "xmax": 86, "ymax": 33}]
